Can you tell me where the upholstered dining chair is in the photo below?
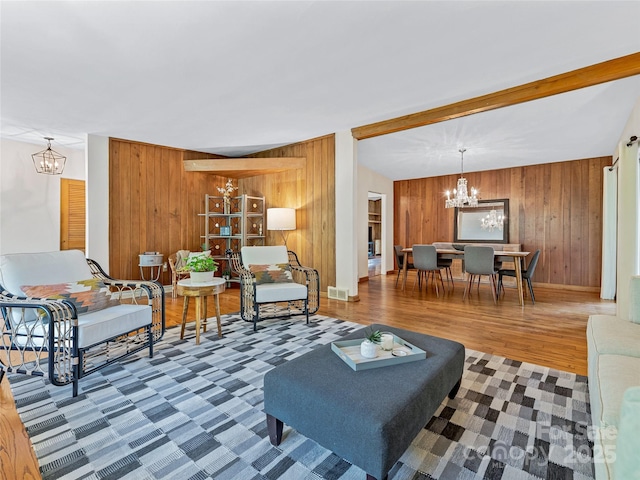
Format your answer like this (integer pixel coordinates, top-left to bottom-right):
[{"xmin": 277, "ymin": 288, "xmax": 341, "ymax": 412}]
[
  {"xmin": 463, "ymin": 246, "xmax": 498, "ymax": 303},
  {"xmin": 412, "ymin": 244, "xmax": 445, "ymax": 296},
  {"xmin": 435, "ymin": 249, "xmax": 454, "ymax": 291},
  {"xmin": 498, "ymin": 249, "xmax": 541, "ymax": 304},
  {"xmin": 394, "ymin": 245, "xmax": 415, "ymax": 287}
]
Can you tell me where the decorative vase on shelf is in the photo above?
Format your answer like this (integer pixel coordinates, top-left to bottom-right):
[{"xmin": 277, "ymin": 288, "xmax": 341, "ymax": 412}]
[{"xmin": 223, "ymin": 197, "xmax": 230, "ymax": 214}]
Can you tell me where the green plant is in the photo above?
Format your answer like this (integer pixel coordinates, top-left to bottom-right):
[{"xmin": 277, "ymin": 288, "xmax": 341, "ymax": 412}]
[
  {"xmin": 364, "ymin": 328, "xmax": 382, "ymax": 344},
  {"xmin": 186, "ymin": 255, "xmax": 218, "ymax": 273}
]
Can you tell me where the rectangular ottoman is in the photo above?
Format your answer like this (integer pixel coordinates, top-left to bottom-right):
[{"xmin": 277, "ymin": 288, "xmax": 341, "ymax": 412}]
[{"xmin": 263, "ymin": 323, "xmax": 465, "ymax": 480}]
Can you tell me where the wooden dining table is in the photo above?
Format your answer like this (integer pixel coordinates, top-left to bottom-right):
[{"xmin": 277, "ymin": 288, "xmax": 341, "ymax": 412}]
[{"xmin": 401, "ymin": 247, "xmax": 531, "ymax": 306}]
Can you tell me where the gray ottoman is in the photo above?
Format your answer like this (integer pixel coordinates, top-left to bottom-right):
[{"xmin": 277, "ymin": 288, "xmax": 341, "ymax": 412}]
[{"xmin": 263, "ymin": 323, "xmax": 465, "ymax": 480}]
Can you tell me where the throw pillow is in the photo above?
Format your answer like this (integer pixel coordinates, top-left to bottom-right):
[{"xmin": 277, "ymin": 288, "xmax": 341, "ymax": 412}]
[
  {"xmin": 21, "ymin": 278, "xmax": 119, "ymax": 314},
  {"xmin": 249, "ymin": 263, "xmax": 294, "ymax": 285}
]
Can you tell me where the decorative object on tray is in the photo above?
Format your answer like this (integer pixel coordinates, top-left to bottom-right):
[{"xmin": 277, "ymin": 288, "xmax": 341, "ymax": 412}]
[
  {"xmin": 217, "ymin": 178, "xmax": 238, "ymax": 214},
  {"xmin": 333, "ymin": 333, "xmax": 426, "ymax": 371},
  {"xmin": 360, "ymin": 328, "xmax": 382, "ymax": 358},
  {"xmin": 186, "ymin": 253, "xmax": 218, "ymax": 283}
]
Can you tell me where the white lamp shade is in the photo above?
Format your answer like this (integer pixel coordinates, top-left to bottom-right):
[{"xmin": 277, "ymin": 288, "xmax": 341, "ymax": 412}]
[{"xmin": 267, "ymin": 208, "xmax": 296, "ymax": 231}]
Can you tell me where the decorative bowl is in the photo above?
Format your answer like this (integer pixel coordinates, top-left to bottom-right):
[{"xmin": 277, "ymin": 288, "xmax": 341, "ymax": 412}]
[{"xmin": 452, "ymin": 244, "xmax": 466, "ymax": 251}]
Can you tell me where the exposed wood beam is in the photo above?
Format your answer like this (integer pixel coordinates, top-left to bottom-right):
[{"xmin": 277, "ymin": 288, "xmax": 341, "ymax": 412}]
[
  {"xmin": 183, "ymin": 157, "xmax": 306, "ymax": 178},
  {"xmin": 352, "ymin": 52, "xmax": 640, "ymax": 140}
]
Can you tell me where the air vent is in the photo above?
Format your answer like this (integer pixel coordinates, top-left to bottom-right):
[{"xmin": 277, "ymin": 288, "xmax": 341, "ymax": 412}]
[{"xmin": 328, "ymin": 286, "xmax": 349, "ymax": 301}]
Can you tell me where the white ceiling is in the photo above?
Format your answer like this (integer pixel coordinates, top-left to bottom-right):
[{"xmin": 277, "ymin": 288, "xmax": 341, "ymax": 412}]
[{"xmin": 2, "ymin": 1, "xmax": 639, "ymax": 181}]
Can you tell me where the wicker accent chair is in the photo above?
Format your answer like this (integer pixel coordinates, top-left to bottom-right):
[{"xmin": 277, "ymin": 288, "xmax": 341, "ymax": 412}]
[
  {"xmin": 0, "ymin": 250, "xmax": 165, "ymax": 397},
  {"xmin": 229, "ymin": 246, "xmax": 320, "ymax": 331},
  {"xmin": 168, "ymin": 250, "xmax": 191, "ymax": 299}
]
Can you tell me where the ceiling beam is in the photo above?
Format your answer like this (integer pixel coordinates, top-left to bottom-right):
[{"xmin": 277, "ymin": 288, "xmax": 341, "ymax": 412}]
[
  {"xmin": 183, "ymin": 157, "xmax": 306, "ymax": 178},
  {"xmin": 352, "ymin": 52, "xmax": 640, "ymax": 140}
]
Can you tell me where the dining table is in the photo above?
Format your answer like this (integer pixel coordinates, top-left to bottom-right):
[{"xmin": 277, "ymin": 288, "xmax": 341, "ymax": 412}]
[{"xmin": 401, "ymin": 247, "xmax": 531, "ymax": 306}]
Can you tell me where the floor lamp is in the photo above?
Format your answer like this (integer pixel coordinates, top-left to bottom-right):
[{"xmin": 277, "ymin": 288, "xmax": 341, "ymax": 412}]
[{"xmin": 267, "ymin": 208, "xmax": 296, "ymax": 246}]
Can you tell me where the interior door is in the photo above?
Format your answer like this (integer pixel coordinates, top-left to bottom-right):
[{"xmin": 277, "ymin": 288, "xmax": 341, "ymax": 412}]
[{"xmin": 60, "ymin": 178, "xmax": 86, "ymax": 252}]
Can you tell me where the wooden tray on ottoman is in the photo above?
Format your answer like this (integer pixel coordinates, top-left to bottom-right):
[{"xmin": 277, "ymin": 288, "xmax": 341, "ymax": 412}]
[{"xmin": 331, "ymin": 334, "xmax": 426, "ymax": 371}]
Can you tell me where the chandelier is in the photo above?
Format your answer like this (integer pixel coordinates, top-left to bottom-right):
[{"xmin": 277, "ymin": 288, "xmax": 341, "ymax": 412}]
[
  {"xmin": 445, "ymin": 148, "xmax": 478, "ymax": 208},
  {"xmin": 32, "ymin": 137, "xmax": 67, "ymax": 175},
  {"xmin": 480, "ymin": 209, "xmax": 504, "ymax": 231}
]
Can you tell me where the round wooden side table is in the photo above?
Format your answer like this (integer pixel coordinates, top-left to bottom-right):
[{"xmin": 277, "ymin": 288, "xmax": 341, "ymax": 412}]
[{"xmin": 176, "ymin": 277, "xmax": 226, "ymax": 344}]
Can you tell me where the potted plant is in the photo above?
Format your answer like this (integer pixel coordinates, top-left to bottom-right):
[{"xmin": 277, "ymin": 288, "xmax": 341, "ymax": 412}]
[
  {"xmin": 361, "ymin": 328, "xmax": 381, "ymax": 359},
  {"xmin": 222, "ymin": 267, "xmax": 231, "ymax": 281},
  {"xmin": 186, "ymin": 255, "xmax": 218, "ymax": 283}
]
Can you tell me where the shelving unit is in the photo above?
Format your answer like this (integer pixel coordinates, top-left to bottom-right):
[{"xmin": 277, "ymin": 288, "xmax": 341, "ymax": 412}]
[
  {"xmin": 368, "ymin": 199, "xmax": 382, "ymax": 256},
  {"xmin": 200, "ymin": 194, "xmax": 265, "ymax": 281}
]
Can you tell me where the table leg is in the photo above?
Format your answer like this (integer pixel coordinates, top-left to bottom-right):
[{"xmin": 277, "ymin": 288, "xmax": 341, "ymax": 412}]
[
  {"xmin": 195, "ymin": 297, "xmax": 202, "ymax": 345},
  {"xmin": 180, "ymin": 297, "xmax": 189, "ymax": 339},
  {"xmin": 514, "ymin": 257, "xmax": 525, "ymax": 306},
  {"xmin": 214, "ymin": 293, "xmax": 222, "ymax": 338},
  {"xmin": 401, "ymin": 252, "xmax": 409, "ymax": 291},
  {"xmin": 203, "ymin": 297, "xmax": 208, "ymax": 333}
]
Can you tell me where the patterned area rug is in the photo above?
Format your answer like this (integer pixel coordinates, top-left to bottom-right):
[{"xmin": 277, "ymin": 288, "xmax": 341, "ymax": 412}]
[{"xmin": 8, "ymin": 314, "xmax": 595, "ymax": 480}]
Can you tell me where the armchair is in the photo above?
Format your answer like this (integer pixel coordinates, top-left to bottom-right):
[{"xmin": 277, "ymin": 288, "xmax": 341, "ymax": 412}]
[
  {"xmin": 229, "ymin": 246, "xmax": 319, "ymax": 331},
  {"xmin": 0, "ymin": 250, "xmax": 165, "ymax": 397}
]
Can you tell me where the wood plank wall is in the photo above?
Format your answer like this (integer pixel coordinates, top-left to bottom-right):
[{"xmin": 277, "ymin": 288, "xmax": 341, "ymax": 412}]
[
  {"xmin": 109, "ymin": 135, "xmax": 336, "ymax": 293},
  {"xmin": 109, "ymin": 138, "xmax": 227, "ymax": 284},
  {"xmin": 394, "ymin": 156, "xmax": 611, "ymax": 288},
  {"xmin": 244, "ymin": 134, "xmax": 336, "ymax": 292}
]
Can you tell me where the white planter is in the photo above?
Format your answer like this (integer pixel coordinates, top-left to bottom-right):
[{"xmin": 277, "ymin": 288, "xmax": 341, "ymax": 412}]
[
  {"xmin": 360, "ymin": 340, "xmax": 378, "ymax": 359},
  {"xmin": 190, "ymin": 271, "xmax": 214, "ymax": 284}
]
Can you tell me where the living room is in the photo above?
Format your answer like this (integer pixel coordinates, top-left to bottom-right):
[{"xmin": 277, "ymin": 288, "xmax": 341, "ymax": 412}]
[{"xmin": 2, "ymin": 2, "xmax": 640, "ymax": 480}]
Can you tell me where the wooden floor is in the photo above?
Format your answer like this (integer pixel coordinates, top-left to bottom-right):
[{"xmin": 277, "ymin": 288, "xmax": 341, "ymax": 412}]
[{"xmin": 0, "ymin": 274, "xmax": 616, "ymax": 480}]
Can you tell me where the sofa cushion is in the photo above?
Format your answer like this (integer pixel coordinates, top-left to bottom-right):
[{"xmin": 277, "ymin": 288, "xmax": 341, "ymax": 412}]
[
  {"xmin": 255, "ymin": 283, "xmax": 307, "ymax": 303},
  {"xmin": 591, "ymin": 354, "xmax": 640, "ymax": 429},
  {"xmin": 249, "ymin": 263, "xmax": 294, "ymax": 285},
  {"xmin": 14, "ymin": 304, "xmax": 152, "ymax": 349},
  {"xmin": 0, "ymin": 250, "xmax": 92, "ymax": 296},
  {"xmin": 21, "ymin": 278, "xmax": 119, "ymax": 314},
  {"xmin": 615, "ymin": 386, "xmax": 640, "ymax": 480},
  {"xmin": 587, "ymin": 315, "xmax": 640, "ymax": 358}
]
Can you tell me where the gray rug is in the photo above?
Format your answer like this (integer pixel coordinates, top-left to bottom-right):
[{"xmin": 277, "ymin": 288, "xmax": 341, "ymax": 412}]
[{"xmin": 8, "ymin": 314, "xmax": 595, "ymax": 480}]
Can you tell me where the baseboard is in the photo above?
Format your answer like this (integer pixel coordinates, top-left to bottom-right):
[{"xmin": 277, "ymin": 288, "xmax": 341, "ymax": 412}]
[{"xmin": 358, "ymin": 276, "xmax": 369, "ymax": 283}]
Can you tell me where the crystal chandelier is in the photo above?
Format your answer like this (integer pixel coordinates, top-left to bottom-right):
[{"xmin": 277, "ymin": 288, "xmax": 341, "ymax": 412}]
[
  {"xmin": 32, "ymin": 137, "xmax": 66, "ymax": 175},
  {"xmin": 445, "ymin": 148, "xmax": 478, "ymax": 208},
  {"xmin": 480, "ymin": 209, "xmax": 504, "ymax": 231}
]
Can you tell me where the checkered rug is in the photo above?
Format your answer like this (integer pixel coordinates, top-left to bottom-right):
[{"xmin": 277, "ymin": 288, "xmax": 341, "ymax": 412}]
[{"xmin": 8, "ymin": 314, "xmax": 595, "ymax": 479}]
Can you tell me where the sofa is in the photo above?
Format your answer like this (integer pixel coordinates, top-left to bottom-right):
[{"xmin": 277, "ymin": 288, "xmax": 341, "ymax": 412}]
[
  {"xmin": 0, "ymin": 250, "xmax": 165, "ymax": 397},
  {"xmin": 586, "ymin": 275, "xmax": 640, "ymax": 480}
]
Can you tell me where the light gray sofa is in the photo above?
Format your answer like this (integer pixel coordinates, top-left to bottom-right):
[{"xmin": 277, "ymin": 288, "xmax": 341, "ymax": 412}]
[{"xmin": 586, "ymin": 275, "xmax": 640, "ymax": 480}]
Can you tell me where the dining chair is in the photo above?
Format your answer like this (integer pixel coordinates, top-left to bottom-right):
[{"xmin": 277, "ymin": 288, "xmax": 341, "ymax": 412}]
[
  {"xmin": 463, "ymin": 246, "xmax": 498, "ymax": 303},
  {"xmin": 498, "ymin": 249, "xmax": 541, "ymax": 304},
  {"xmin": 394, "ymin": 245, "xmax": 415, "ymax": 287},
  {"xmin": 412, "ymin": 245, "xmax": 445, "ymax": 296},
  {"xmin": 436, "ymin": 254, "xmax": 454, "ymax": 291}
]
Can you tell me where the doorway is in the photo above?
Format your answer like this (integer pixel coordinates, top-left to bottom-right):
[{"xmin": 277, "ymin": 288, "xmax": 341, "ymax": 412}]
[
  {"xmin": 60, "ymin": 178, "xmax": 86, "ymax": 252},
  {"xmin": 368, "ymin": 193, "xmax": 382, "ymax": 277}
]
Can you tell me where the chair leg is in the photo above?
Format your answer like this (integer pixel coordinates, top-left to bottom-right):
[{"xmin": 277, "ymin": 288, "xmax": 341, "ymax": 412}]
[
  {"xmin": 463, "ymin": 274, "xmax": 473, "ymax": 300},
  {"xmin": 527, "ymin": 278, "xmax": 535, "ymax": 304},
  {"xmin": 395, "ymin": 268, "xmax": 401, "ymax": 287},
  {"xmin": 490, "ymin": 274, "xmax": 498, "ymax": 304}
]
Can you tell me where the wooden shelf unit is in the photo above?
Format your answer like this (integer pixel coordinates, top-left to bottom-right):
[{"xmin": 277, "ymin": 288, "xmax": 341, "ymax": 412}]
[{"xmin": 201, "ymin": 194, "xmax": 265, "ymax": 279}]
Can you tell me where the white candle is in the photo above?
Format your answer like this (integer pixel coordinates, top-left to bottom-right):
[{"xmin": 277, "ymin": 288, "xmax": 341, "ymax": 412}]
[{"xmin": 381, "ymin": 333, "xmax": 394, "ymax": 351}]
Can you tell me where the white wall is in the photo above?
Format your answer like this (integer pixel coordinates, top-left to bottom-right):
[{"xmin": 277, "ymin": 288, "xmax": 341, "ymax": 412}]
[
  {"xmin": 0, "ymin": 138, "xmax": 85, "ymax": 255},
  {"xmin": 86, "ymin": 134, "xmax": 110, "ymax": 270},
  {"xmin": 335, "ymin": 131, "xmax": 359, "ymax": 298},
  {"xmin": 357, "ymin": 164, "xmax": 394, "ymax": 279},
  {"xmin": 614, "ymin": 96, "xmax": 640, "ymax": 320}
]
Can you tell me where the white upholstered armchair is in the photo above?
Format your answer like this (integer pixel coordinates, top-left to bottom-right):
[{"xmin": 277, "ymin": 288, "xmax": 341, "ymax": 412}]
[
  {"xmin": 229, "ymin": 246, "xmax": 320, "ymax": 331},
  {"xmin": 0, "ymin": 250, "xmax": 165, "ymax": 397}
]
